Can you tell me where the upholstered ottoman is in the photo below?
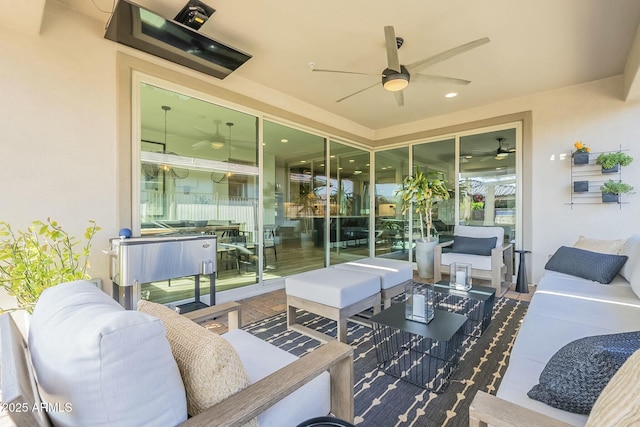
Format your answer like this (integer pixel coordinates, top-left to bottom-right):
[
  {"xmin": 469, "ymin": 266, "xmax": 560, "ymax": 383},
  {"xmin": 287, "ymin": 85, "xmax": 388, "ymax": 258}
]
[
  {"xmin": 286, "ymin": 268, "xmax": 381, "ymax": 343},
  {"xmin": 333, "ymin": 258, "xmax": 414, "ymax": 308}
]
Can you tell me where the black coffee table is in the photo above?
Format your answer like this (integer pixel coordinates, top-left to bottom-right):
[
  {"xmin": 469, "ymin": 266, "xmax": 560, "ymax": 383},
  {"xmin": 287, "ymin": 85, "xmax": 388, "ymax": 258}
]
[
  {"xmin": 369, "ymin": 303, "xmax": 467, "ymax": 393},
  {"xmin": 431, "ymin": 281, "xmax": 496, "ymax": 337}
]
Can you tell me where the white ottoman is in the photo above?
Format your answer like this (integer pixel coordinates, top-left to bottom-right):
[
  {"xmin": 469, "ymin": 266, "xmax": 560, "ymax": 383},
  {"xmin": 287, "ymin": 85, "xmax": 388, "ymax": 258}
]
[
  {"xmin": 333, "ymin": 258, "xmax": 414, "ymax": 308},
  {"xmin": 286, "ymin": 268, "xmax": 381, "ymax": 343}
]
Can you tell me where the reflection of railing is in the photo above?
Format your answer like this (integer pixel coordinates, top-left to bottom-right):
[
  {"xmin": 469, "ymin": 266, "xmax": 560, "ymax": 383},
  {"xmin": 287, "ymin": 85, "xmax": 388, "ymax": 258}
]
[{"xmin": 141, "ymin": 191, "xmax": 257, "ymax": 236}]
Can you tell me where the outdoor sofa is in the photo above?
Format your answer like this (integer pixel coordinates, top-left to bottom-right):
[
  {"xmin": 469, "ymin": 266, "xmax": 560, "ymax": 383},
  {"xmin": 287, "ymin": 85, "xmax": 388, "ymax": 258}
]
[{"xmin": 470, "ymin": 235, "xmax": 640, "ymax": 426}]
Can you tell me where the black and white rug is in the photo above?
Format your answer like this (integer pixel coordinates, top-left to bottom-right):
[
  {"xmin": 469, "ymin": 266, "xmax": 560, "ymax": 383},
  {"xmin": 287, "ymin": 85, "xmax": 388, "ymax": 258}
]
[{"xmin": 243, "ymin": 297, "xmax": 528, "ymax": 427}]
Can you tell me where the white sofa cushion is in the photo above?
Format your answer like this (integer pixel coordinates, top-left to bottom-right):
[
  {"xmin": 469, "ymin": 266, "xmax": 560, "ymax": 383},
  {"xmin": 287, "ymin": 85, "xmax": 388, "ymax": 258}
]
[
  {"xmin": 223, "ymin": 329, "xmax": 331, "ymax": 427},
  {"xmin": 440, "ymin": 252, "xmax": 494, "ymax": 271},
  {"xmin": 332, "ymin": 257, "xmax": 412, "ymax": 290},
  {"xmin": 285, "ymin": 267, "xmax": 380, "ymax": 308},
  {"xmin": 29, "ymin": 281, "xmax": 187, "ymax": 427},
  {"xmin": 137, "ymin": 300, "xmax": 255, "ymax": 425},
  {"xmin": 573, "ymin": 235, "xmax": 626, "ymax": 254}
]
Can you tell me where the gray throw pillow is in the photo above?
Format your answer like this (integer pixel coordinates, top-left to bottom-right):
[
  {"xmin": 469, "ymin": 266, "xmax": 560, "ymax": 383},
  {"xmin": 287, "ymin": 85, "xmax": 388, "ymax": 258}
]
[
  {"xmin": 544, "ymin": 246, "xmax": 627, "ymax": 284},
  {"xmin": 450, "ymin": 236, "xmax": 497, "ymax": 256},
  {"xmin": 528, "ymin": 331, "xmax": 640, "ymax": 414}
]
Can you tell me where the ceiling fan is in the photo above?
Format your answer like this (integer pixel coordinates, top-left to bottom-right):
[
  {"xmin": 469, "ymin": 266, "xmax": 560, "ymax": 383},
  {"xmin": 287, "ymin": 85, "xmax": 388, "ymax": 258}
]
[
  {"xmin": 464, "ymin": 137, "xmax": 515, "ymax": 161},
  {"xmin": 311, "ymin": 26, "xmax": 490, "ymax": 106}
]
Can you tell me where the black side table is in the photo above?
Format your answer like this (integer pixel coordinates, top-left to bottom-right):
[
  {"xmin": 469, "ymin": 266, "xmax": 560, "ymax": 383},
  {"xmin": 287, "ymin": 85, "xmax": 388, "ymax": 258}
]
[{"xmin": 515, "ymin": 250, "xmax": 531, "ymax": 293}]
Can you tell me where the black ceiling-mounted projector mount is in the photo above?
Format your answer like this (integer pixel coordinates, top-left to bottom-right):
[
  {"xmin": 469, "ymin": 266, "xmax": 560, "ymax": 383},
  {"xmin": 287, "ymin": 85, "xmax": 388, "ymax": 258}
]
[{"xmin": 174, "ymin": 0, "xmax": 215, "ymax": 30}]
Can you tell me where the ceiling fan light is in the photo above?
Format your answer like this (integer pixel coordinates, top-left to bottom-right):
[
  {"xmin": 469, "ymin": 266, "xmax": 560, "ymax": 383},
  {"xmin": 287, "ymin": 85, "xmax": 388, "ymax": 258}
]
[
  {"xmin": 496, "ymin": 152, "xmax": 508, "ymax": 158},
  {"xmin": 382, "ymin": 66, "xmax": 410, "ymax": 92},
  {"xmin": 210, "ymin": 141, "xmax": 225, "ymax": 149}
]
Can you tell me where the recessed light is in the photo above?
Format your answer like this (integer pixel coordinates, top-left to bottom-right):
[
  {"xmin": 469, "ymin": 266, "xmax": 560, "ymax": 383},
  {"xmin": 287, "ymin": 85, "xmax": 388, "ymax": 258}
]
[
  {"xmin": 320, "ymin": 163, "xmax": 324, "ymax": 167},
  {"xmin": 464, "ymin": 155, "xmax": 473, "ymax": 159},
  {"xmin": 349, "ymin": 159, "xmax": 355, "ymax": 163},
  {"xmin": 445, "ymin": 92, "xmax": 458, "ymax": 98},
  {"xmin": 338, "ymin": 167, "xmax": 343, "ymax": 170},
  {"xmin": 300, "ymin": 160, "xmax": 306, "ymax": 163},
  {"xmin": 354, "ymin": 170, "xmax": 362, "ymax": 175},
  {"xmin": 280, "ymin": 138, "xmax": 288, "ymax": 143},
  {"xmin": 330, "ymin": 155, "xmax": 336, "ymax": 158},
  {"xmin": 365, "ymin": 163, "xmax": 370, "ymax": 166}
]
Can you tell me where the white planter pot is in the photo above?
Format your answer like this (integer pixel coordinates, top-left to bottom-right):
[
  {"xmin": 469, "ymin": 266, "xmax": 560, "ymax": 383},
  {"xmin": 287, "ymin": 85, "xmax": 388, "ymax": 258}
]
[{"xmin": 415, "ymin": 237, "xmax": 439, "ymax": 279}]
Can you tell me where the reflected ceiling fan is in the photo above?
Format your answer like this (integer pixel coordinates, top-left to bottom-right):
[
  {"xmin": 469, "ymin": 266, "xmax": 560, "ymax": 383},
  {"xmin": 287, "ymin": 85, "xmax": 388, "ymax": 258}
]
[
  {"xmin": 192, "ymin": 120, "xmax": 230, "ymax": 150},
  {"xmin": 465, "ymin": 137, "xmax": 515, "ymax": 162},
  {"xmin": 311, "ymin": 26, "xmax": 489, "ymax": 106}
]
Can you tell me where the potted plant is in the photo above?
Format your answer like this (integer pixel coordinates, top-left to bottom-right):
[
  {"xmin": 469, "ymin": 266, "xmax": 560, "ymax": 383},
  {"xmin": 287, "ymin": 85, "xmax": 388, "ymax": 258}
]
[
  {"xmin": 0, "ymin": 218, "xmax": 100, "ymax": 313},
  {"xmin": 595, "ymin": 152, "xmax": 633, "ymax": 173},
  {"xmin": 600, "ymin": 180, "xmax": 634, "ymax": 203},
  {"xmin": 572, "ymin": 141, "xmax": 590, "ymax": 165},
  {"xmin": 396, "ymin": 168, "xmax": 450, "ymax": 278}
]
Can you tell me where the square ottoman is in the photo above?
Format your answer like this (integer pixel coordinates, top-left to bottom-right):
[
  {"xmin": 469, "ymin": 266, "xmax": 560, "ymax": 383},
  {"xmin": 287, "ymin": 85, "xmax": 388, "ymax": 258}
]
[
  {"xmin": 333, "ymin": 258, "xmax": 414, "ymax": 308},
  {"xmin": 286, "ymin": 268, "xmax": 381, "ymax": 343}
]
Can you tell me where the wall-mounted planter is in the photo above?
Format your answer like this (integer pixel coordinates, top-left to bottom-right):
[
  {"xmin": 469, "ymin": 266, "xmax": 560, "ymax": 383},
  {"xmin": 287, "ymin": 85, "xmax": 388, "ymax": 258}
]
[
  {"xmin": 601, "ymin": 164, "xmax": 620, "ymax": 174},
  {"xmin": 573, "ymin": 181, "xmax": 589, "ymax": 192},
  {"xmin": 602, "ymin": 193, "xmax": 620, "ymax": 203},
  {"xmin": 573, "ymin": 152, "xmax": 589, "ymax": 165}
]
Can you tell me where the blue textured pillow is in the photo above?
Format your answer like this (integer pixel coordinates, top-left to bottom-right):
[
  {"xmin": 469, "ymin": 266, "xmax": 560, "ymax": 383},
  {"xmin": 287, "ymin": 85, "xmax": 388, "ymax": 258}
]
[
  {"xmin": 450, "ymin": 235, "xmax": 497, "ymax": 256},
  {"xmin": 544, "ymin": 246, "xmax": 627, "ymax": 284},
  {"xmin": 528, "ymin": 331, "xmax": 640, "ymax": 414}
]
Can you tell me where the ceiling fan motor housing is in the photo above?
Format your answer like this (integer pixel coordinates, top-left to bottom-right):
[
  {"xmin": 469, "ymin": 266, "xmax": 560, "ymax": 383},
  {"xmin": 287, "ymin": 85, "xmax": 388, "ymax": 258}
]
[{"xmin": 382, "ymin": 65, "xmax": 410, "ymax": 92}]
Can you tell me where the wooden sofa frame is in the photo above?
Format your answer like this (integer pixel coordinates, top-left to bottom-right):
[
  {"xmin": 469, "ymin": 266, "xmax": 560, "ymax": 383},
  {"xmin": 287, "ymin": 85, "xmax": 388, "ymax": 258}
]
[
  {"xmin": 1, "ymin": 302, "xmax": 355, "ymax": 427},
  {"xmin": 469, "ymin": 391, "xmax": 573, "ymax": 427}
]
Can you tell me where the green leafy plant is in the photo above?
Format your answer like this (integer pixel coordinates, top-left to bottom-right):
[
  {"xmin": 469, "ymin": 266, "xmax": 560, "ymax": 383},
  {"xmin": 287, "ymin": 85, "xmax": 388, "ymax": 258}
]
[
  {"xmin": 0, "ymin": 218, "xmax": 101, "ymax": 313},
  {"xmin": 600, "ymin": 180, "xmax": 634, "ymax": 195},
  {"xmin": 595, "ymin": 152, "xmax": 633, "ymax": 169},
  {"xmin": 396, "ymin": 168, "xmax": 450, "ymax": 242}
]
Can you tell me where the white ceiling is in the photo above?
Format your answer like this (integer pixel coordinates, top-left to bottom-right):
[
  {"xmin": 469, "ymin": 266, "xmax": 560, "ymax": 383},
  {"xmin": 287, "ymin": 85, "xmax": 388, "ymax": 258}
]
[{"xmin": 55, "ymin": 0, "xmax": 640, "ymax": 131}]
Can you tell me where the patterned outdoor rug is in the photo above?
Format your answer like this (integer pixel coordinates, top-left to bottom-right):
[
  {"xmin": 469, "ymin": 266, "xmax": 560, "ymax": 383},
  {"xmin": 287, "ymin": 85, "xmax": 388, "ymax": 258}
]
[{"xmin": 242, "ymin": 297, "xmax": 528, "ymax": 427}]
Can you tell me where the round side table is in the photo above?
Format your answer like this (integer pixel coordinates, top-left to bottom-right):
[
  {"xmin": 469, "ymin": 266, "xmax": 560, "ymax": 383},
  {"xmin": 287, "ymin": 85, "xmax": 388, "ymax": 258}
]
[{"xmin": 515, "ymin": 250, "xmax": 531, "ymax": 293}]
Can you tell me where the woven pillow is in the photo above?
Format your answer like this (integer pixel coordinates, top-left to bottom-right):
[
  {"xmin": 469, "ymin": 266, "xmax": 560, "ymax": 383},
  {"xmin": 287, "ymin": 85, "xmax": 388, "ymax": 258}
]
[
  {"xmin": 544, "ymin": 246, "xmax": 628, "ymax": 284},
  {"xmin": 573, "ymin": 236, "xmax": 626, "ymax": 254},
  {"xmin": 586, "ymin": 349, "xmax": 640, "ymax": 426},
  {"xmin": 138, "ymin": 300, "xmax": 257, "ymax": 426},
  {"xmin": 528, "ymin": 331, "xmax": 640, "ymax": 414}
]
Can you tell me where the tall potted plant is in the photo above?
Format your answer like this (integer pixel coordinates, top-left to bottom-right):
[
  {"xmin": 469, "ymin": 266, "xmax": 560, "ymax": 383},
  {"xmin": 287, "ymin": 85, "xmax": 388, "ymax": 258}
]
[
  {"xmin": 0, "ymin": 218, "xmax": 100, "ymax": 314},
  {"xmin": 396, "ymin": 168, "xmax": 450, "ymax": 278}
]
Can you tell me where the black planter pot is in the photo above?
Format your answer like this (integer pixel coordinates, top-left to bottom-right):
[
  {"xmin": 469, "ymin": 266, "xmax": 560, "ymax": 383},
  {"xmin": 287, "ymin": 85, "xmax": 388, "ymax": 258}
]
[
  {"xmin": 573, "ymin": 152, "xmax": 589, "ymax": 165},
  {"xmin": 573, "ymin": 181, "xmax": 589, "ymax": 192},
  {"xmin": 602, "ymin": 192, "xmax": 620, "ymax": 203},
  {"xmin": 601, "ymin": 164, "xmax": 620, "ymax": 174}
]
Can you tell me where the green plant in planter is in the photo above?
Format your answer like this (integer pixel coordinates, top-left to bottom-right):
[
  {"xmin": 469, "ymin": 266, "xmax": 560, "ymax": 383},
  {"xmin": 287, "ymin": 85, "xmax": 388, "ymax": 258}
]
[
  {"xmin": 0, "ymin": 218, "xmax": 101, "ymax": 313},
  {"xmin": 600, "ymin": 180, "xmax": 634, "ymax": 195},
  {"xmin": 595, "ymin": 152, "xmax": 633, "ymax": 170},
  {"xmin": 396, "ymin": 168, "xmax": 450, "ymax": 242}
]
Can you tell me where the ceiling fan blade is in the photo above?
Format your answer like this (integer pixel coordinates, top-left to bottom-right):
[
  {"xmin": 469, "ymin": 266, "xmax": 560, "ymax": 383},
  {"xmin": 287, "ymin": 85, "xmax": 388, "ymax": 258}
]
[
  {"xmin": 394, "ymin": 90, "xmax": 405, "ymax": 107},
  {"xmin": 312, "ymin": 67, "xmax": 381, "ymax": 76},
  {"xmin": 406, "ymin": 37, "xmax": 490, "ymax": 74},
  {"xmin": 336, "ymin": 81, "xmax": 380, "ymax": 103},
  {"xmin": 191, "ymin": 140, "xmax": 210, "ymax": 149},
  {"xmin": 412, "ymin": 73, "xmax": 471, "ymax": 85},
  {"xmin": 192, "ymin": 125, "xmax": 210, "ymax": 136},
  {"xmin": 384, "ymin": 26, "xmax": 401, "ymax": 73}
]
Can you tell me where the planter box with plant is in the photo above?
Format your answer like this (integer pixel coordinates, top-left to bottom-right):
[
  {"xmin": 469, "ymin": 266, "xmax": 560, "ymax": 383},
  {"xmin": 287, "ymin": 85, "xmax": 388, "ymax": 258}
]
[
  {"xmin": 0, "ymin": 218, "xmax": 100, "ymax": 313},
  {"xmin": 595, "ymin": 152, "xmax": 633, "ymax": 174},
  {"xmin": 396, "ymin": 168, "xmax": 450, "ymax": 278},
  {"xmin": 600, "ymin": 180, "xmax": 634, "ymax": 204},
  {"xmin": 572, "ymin": 141, "xmax": 590, "ymax": 165}
]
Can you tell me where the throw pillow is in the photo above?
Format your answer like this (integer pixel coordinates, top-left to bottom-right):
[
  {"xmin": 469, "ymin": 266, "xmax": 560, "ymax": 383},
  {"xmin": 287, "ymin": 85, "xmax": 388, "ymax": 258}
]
[
  {"xmin": 573, "ymin": 236, "xmax": 626, "ymax": 255},
  {"xmin": 527, "ymin": 331, "xmax": 640, "ymax": 414},
  {"xmin": 544, "ymin": 246, "xmax": 628, "ymax": 284},
  {"xmin": 450, "ymin": 235, "xmax": 497, "ymax": 256},
  {"xmin": 138, "ymin": 300, "xmax": 257, "ymax": 426},
  {"xmin": 28, "ymin": 281, "xmax": 188, "ymax": 427},
  {"xmin": 586, "ymin": 349, "xmax": 640, "ymax": 426}
]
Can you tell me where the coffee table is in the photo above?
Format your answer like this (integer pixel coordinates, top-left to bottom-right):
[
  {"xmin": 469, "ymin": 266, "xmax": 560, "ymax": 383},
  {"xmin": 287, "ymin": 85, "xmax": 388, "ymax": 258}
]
[
  {"xmin": 431, "ymin": 281, "xmax": 496, "ymax": 337},
  {"xmin": 369, "ymin": 303, "xmax": 467, "ymax": 393}
]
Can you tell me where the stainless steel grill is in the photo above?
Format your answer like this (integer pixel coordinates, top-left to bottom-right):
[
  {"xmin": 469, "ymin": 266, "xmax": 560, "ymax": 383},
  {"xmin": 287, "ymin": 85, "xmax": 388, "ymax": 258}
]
[{"xmin": 109, "ymin": 235, "xmax": 217, "ymax": 310}]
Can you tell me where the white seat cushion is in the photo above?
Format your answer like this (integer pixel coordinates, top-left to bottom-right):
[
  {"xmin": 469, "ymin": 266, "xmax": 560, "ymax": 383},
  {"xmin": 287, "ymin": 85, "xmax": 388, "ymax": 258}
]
[
  {"xmin": 332, "ymin": 258, "xmax": 412, "ymax": 290},
  {"xmin": 441, "ymin": 252, "xmax": 494, "ymax": 271},
  {"xmin": 454, "ymin": 225, "xmax": 504, "ymax": 247},
  {"xmin": 285, "ymin": 267, "xmax": 380, "ymax": 308},
  {"xmin": 223, "ymin": 329, "xmax": 330, "ymax": 427},
  {"xmin": 28, "ymin": 281, "xmax": 187, "ymax": 427}
]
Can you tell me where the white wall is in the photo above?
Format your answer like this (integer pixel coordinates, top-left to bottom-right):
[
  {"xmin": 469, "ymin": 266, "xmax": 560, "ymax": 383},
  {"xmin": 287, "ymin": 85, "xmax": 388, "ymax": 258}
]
[{"xmin": 2, "ymin": 2, "xmax": 639, "ymax": 287}]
